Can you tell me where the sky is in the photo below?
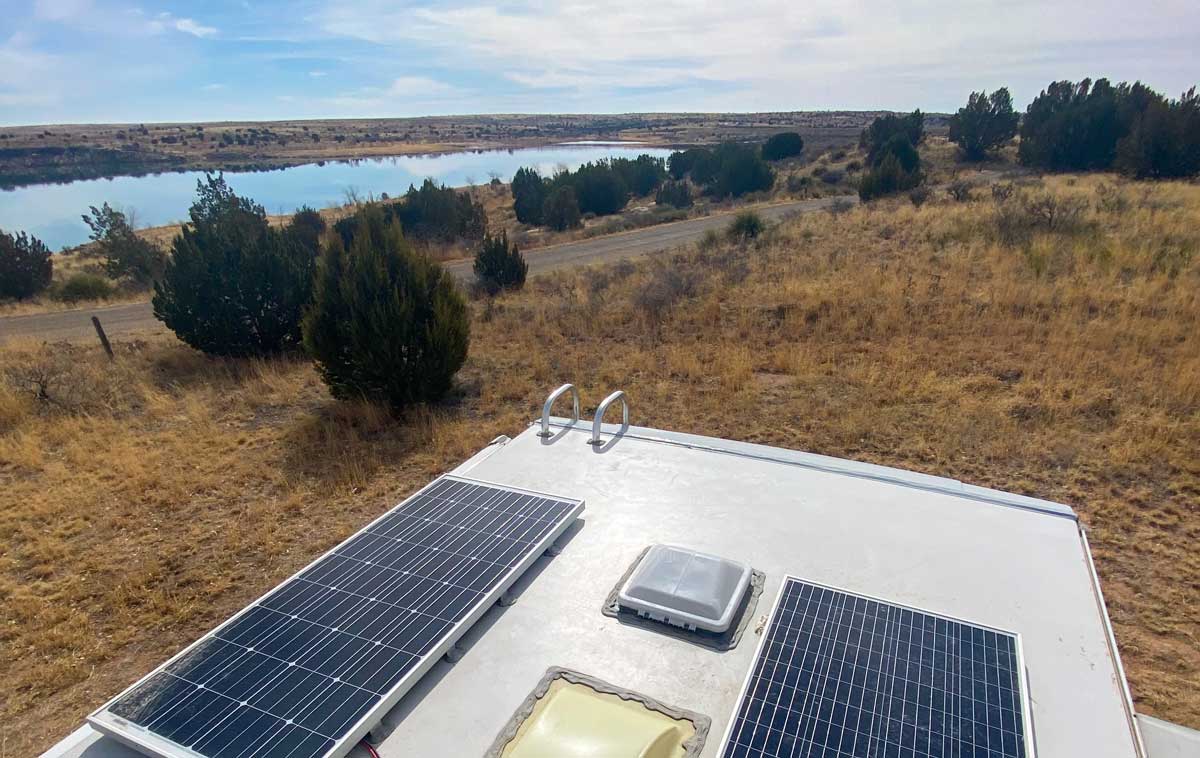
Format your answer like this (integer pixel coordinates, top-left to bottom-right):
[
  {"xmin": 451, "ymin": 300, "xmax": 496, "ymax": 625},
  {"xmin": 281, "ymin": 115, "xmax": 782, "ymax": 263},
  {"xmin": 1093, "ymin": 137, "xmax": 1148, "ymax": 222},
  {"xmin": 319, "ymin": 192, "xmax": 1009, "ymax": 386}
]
[{"xmin": 0, "ymin": 0, "xmax": 1196, "ymax": 125}]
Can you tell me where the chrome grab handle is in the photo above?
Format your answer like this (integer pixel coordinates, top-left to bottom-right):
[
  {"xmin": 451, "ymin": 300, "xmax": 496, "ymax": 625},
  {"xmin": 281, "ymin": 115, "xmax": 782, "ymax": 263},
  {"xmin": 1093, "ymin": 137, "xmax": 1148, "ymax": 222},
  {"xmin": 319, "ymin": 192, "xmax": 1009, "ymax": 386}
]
[
  {"xmin": 589, "ymin": 390, "xmax": 629, "ymax": 445},
  {"xmin": 538, "ymin": 384, "xmax": 581, "ymax": 437}
]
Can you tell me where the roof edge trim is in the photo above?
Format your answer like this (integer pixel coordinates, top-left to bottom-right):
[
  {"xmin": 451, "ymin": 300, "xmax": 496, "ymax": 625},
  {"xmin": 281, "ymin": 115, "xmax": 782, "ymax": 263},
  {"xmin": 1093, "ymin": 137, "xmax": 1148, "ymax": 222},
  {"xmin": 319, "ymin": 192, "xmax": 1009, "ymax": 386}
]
[{"xmin": 536, "ymin": 417, "xmax": 1077, "ymax": 521}]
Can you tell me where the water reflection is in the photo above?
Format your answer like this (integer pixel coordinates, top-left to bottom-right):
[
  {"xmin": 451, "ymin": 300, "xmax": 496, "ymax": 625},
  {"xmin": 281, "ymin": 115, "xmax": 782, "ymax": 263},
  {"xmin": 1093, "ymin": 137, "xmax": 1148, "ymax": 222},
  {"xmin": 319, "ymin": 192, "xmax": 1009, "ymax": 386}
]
[{"xmin": 0, "ymin": 144, "xmax": 670, "ymax": 251}]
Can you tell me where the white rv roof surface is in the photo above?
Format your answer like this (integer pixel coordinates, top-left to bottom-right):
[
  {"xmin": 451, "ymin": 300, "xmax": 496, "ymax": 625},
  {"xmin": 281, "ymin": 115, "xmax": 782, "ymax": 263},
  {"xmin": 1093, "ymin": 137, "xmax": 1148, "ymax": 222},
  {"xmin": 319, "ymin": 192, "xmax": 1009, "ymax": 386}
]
[{"xmin": 48, "ymin": 418, "xmax": 1144, "ymax": 758}]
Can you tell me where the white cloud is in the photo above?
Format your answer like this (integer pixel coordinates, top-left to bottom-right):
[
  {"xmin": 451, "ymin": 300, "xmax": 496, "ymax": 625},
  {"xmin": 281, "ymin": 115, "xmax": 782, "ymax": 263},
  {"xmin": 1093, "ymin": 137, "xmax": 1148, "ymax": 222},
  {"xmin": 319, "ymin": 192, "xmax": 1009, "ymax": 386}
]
[
  {"xmin": 173, "ymin": 18, "xmax": 218, "ymax": 38},
  {"xmin": 309, "ymin": 70, "xmax": 328, "ymax": 78},
  {"xmin": 315, "ymin": 0, "xmax": 1199, "ymax": 111},
  {"xmin": 201, "ymin": 83, "xmax": 226, "ymax": 91}
]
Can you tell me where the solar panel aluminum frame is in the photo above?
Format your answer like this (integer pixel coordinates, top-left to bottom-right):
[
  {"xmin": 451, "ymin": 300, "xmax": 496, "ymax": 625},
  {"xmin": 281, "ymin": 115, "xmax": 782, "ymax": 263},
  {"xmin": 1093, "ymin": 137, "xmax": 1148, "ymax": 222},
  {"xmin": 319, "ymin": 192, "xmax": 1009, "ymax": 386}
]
[
  {"xmin": 716, "ymin": 575, "xmax": 1039, "ymax": 758},
  {"xmin": 87, "ymin": 474, "xmax": 585, "ymax": 758}
]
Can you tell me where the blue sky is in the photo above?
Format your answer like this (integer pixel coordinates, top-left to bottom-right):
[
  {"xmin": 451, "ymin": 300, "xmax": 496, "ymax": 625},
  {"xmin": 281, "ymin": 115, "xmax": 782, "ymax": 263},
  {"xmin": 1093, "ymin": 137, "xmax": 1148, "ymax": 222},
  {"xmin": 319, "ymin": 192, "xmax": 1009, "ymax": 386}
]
[{"xmin": 1, "ymin": 0, "xmax": 1196, "ymax": 125}]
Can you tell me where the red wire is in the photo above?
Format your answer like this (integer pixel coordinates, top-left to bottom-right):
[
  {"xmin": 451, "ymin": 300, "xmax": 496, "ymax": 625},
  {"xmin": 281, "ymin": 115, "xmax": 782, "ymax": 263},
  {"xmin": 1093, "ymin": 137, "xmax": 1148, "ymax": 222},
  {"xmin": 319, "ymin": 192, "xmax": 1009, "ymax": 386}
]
[{"xmin": 359, "ymin": 739, "xmax": 381, "ymax": 758}]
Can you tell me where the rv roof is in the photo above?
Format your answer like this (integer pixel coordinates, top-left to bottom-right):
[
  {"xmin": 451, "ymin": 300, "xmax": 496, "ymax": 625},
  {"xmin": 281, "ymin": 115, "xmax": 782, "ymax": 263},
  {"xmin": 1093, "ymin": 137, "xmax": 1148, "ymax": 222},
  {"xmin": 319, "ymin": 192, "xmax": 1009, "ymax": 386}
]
[{"xmin": 49, "ymin": 415, "xmax": 1146, "ymax": 758}]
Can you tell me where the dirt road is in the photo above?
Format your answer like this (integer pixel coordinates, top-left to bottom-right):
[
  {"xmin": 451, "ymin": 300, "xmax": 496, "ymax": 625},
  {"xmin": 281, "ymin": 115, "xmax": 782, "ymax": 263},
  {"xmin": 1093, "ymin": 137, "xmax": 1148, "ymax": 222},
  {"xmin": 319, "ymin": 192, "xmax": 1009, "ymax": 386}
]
[{"xmin": 0, "ymin": 196, "xmax": 852, "ymax": 343}]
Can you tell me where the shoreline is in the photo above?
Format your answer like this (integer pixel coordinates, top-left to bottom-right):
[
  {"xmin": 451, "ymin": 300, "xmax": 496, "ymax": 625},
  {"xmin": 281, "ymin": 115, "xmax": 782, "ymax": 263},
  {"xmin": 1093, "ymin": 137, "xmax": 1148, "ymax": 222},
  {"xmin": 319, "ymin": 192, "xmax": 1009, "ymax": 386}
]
[{"xmin": 0, "ymin": 138, "xmax": 676, "ymax": 192}]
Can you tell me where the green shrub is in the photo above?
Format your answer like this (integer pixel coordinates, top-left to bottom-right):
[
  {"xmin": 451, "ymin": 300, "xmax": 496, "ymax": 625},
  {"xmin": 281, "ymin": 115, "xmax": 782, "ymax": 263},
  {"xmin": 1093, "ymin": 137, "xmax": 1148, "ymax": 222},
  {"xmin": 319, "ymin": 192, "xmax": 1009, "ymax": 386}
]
[
  {"xmin": 667, "ymin": 147, "xmax": 711, "ymax": 179},
  {"xmin": 712, "ymin": 145, "xmax": 775, "ymax": 198},
  {"xmin": 542, "ymin": 186, "xmax": 582, "ymax": 231},
  {"xmin": 287, "ymin": 206, "xmax": 326, "ymax": 257},
  {"xmin": 668, "ymin": 143, "xmax": 773, "ymax": 197},
  {"xmin": 655, "ymin": 180, "xmax": 693, "ymax": 209},
  {"xmin": 858, "ymin": 129, "xmax": 923, "ymax": 201},
  {"xmin": 948, "ymin": 88, "xmax": 1019, "ymax": 161},
  {"xmin": 82, "ymin": 203, "xmax": 165, "ymax": 286},
  {"xmin": 860, "ymin": 111, "xmax": 924, "ymax": 163},
  {"xmin": 153, "ymin": 175, "xmax": 315, "ymax": 357},
  {"xmin": 727, "ymin": 211, "xmax": 765, "ymax": 241},
  {"xmin": 558, "ymin": 161, "xmax": 630, "ymax": 215},
  {"xmin": 1017, "ymin": 78, "xmax": 1199, "ymax": 176},
  {"xmin": 56, "ymin": 272, "xmax": 114, "ymax": 303},
  {"xmin": 858, "ymin": 154, "xmax": 922, "ymax": 201},
  {"xmin": 473, "ymin": 232, "xmax": 527, "ymax": 293},
  {"xmin": 611, "ymin": 154, "xmax": 667, "ymax": 196},
  {"xmin": 909, "ymin": 186, "xmax": 932, "ymax": 207},
  {"xmin": 762, "ymin": 132, "xmax": 805, "ymax": 161},
  {"xmin": 334, "ymin": 180, "xmax": 487, "ymax": 247},
  {"xmin": 0, "ymin": 229, "xmax": 52, "ymax": 300},
  {"xmin": 1115, "ymin": 87, "xmax": 1200, "ymax": 179},
  {"xmin": 394, "ymin": 179, "xmax": 487, "ymax": 243},
  {"xmin": 302, "ymin": 206, "xmax": 469, "ymax": 410}
]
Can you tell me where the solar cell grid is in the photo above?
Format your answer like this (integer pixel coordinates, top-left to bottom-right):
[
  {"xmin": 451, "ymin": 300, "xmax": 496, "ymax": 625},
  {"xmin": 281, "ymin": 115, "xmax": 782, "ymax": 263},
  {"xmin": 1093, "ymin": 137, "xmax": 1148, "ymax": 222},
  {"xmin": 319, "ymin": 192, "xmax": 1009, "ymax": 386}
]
[
  {"xmin": 92, "ymin": 476, "xmax": 582, "ymax": 758},
  {"xmin": 720, "ymin": 577, "xmax": 1031, "ymax": 758}
]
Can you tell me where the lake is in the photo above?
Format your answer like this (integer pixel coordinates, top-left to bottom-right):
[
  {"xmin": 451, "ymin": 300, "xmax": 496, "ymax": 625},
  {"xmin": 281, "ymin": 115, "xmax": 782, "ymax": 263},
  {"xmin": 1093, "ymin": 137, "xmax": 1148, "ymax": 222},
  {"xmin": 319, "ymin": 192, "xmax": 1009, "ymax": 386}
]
[{"xmin": 0, "ymin": 144, "xmax": 672, "ymax": 251}]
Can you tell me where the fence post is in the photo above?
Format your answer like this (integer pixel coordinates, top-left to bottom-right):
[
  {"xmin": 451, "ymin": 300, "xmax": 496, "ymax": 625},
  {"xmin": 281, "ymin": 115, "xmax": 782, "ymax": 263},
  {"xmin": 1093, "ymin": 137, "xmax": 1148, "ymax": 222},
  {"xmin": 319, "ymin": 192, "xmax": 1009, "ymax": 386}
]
[{"xmin": 91, "ymin": 316, "xmax": 114, "ymax": 360}]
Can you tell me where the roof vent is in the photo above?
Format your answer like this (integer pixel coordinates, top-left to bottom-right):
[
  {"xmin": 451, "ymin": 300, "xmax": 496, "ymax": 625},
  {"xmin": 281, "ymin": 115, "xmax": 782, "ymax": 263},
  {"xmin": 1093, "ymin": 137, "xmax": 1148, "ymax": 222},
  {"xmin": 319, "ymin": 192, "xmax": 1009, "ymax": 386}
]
[{"xmin": 617, "ymin": 545, "xmax": 752, "ymax": 633}]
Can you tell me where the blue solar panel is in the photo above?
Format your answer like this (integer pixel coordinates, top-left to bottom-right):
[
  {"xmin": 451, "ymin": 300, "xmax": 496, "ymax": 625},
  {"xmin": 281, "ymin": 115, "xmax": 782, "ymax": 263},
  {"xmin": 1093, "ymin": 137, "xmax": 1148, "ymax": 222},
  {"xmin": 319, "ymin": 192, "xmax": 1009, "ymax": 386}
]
[
  {"xmin": 720, "ymin": 577, "xmax": 1031, "ymax": 758},
  {"xmin": 90, "ymin": 476, "xmax": 583, "ymax": 758}
]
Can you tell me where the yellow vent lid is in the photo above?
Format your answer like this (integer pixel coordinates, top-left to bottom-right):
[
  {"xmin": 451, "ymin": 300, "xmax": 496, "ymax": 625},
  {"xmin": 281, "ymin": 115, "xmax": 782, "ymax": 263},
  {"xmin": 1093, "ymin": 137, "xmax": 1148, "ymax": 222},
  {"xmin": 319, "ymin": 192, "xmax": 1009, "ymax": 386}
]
[{"xmin": 493, "ymin": 669, "xmax": 709, "ymax": 758}]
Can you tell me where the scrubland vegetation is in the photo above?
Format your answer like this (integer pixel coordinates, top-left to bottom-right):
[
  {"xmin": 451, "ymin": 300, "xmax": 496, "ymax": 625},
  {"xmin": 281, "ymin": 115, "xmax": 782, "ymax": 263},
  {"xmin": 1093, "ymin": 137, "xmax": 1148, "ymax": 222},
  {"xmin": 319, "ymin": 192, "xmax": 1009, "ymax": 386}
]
[{"xmin": 2, "ymin": 171, "xmax": 1198, "ymax": 753}]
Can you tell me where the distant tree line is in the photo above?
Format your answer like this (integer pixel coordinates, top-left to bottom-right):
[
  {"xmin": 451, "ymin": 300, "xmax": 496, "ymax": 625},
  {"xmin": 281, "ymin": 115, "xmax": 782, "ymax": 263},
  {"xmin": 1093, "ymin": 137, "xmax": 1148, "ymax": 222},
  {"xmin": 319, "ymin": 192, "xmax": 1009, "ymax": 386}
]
[
  {"xmin": 334, "ymin": 178, "xmax": 486, "ymax": 247},
  {"xmin": 666, "ymin": 143, "xmax": 775, "ymax": 199},
  {"xmin": 1018, "ymin": 80, "xmax": 1200, "ymax": 178},
  {"xmin": 852, "ymin": 77, "xmax": 1200, "ymax": 203},
  {"xmin": 509, "ymin": 154, "xmax": 668, "ymax": 231}
]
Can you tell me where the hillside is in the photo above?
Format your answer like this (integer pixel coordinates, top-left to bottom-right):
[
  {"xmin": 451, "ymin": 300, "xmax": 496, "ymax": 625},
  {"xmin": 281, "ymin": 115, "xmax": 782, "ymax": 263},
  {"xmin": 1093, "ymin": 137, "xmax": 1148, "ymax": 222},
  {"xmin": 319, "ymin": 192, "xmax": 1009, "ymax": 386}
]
[{"xmin": 0, "ymin": 111, "xmax": 948, "ymax": 189}]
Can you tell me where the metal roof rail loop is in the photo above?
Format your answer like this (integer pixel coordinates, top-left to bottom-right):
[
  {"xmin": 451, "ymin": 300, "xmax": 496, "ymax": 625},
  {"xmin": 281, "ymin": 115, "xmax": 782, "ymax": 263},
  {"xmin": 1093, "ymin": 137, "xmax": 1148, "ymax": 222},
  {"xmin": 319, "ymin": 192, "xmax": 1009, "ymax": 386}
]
[
  {"xmin": 589, "ymin": 390, "xmax": 629, "ymax": 446},
  {"xmin": 538, "ymin": 384, "xmax": 581, "ymax": 437}
]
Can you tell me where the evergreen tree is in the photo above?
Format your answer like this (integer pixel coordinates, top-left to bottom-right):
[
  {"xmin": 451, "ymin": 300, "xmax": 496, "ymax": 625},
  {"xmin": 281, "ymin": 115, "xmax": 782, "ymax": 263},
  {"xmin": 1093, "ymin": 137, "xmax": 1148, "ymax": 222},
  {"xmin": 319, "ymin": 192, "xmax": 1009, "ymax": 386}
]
[
  {"xmin": 564, "ymin": 161, "xmax": 630, "ymax": 215},
  {"xmin": 286, "ymin": 206, "xmax": 326, "ymax": 257},
  {"xmin": 948, "ymin": 88, "xmax": 1020, "ymax": 161},
  {"xmin": 655, "ymin": 180, "xmax": 693, "ymax": 209},
  {"xmin": 712, "ymin": 144, "xmax": 775, "ymax": 197},
  {"xmin": 302, "ymin": 205, "xmax": 469, "ymax": 410},
  {"xmin": 762, "ymin": 132, "xmax": 805, "ymax": 161},
  {"xmin": 611, "ymin": 154, "xmax": 667, "ymax": 196},
  {"xmin": 473, "ymin": 232, "xmax": 528, "ymax": 292},
  {"xmin": 542, "ymin": 186, "xmax": 582, "ymax": 231},
  {"xmin": 511, "ymin": 167, "xmax": 548, "ymax": 225},
  {"xmin": 0, "ymin": 229, "xmax": 52, "ymax": 300},
  {"xmin": 1115, "ymin": 87, "xmax": 1200, "ymax": 178},
  {"xmin": 153, "ymin": 175, "xmax": 314, "ymax": 356},
  {"xmin": 860, "ymin": 111, "xmax": 925, "ymax": 163},
  {"xmin": 82, "ymin": 203, "xmax": 165, "ymax": 286}
]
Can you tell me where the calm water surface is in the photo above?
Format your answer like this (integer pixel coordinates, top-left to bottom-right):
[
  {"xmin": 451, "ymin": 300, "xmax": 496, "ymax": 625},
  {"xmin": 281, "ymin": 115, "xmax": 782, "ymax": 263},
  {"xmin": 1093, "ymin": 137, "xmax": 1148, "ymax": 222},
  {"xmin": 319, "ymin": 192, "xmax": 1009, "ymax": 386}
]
[{"xmin": 0, "ymin": 144, "xmax": 670, "ymax": 251}]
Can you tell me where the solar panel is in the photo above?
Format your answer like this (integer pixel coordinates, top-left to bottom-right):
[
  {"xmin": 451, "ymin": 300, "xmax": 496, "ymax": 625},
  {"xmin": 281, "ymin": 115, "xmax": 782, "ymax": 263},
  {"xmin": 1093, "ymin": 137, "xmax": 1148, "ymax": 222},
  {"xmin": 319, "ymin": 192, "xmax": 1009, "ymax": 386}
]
[
  {"xmin": 719, "ymin": 577, "xmax": 1033, "ymax": 758},
  {"xmin": 89, "ymin": 475, "xmax": 583, "ymax": 758}
]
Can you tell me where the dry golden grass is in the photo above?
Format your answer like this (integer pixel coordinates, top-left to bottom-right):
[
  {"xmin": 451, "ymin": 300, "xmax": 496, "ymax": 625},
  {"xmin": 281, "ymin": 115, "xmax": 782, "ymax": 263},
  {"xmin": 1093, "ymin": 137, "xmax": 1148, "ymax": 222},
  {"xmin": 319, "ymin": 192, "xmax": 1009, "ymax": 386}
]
[{"xmin": 2, "ymin": 172, "xmax": 1198, "ymax": 755}]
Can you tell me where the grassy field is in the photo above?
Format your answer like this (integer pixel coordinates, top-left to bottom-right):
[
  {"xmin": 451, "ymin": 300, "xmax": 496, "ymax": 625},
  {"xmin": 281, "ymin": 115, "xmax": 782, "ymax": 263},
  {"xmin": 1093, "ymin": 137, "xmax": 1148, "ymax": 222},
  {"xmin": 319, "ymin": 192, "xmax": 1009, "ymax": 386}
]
[{"xmin": 1, "ymin": 172, "xmax": 1197, "ymax": 755}]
